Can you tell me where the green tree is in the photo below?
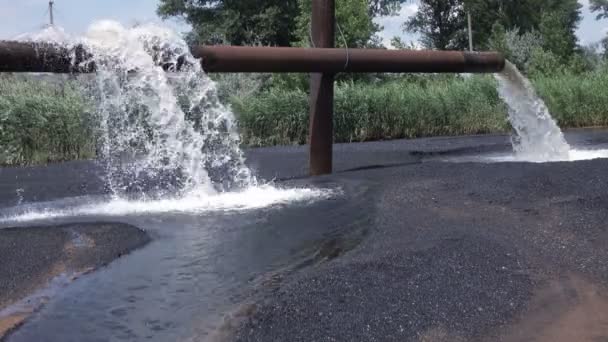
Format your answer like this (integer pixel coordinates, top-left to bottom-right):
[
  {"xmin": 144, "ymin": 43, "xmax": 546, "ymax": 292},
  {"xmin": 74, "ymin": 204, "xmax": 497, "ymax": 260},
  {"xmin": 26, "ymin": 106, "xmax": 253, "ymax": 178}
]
[
  {"xmin": 406, "ymin": 0, "xmax": 581, "ymax": 52},
  {"xmin": 527, "ymin": 47, "xmax": 562, "ymax": 77},
  {"xmin": 505, "ymin": 29, "xmax": 544, "ymax": 72},
  {"xmin": 590, "ymin": 0, "xmax": 608, "ymax": 19},
  {"xmin": 590, "ymin": 0, "xmax": 608, "ymax": 61},
  {"xmin": 535, "ymin": 0, "xmax": 581, "ymax": 64},
  {"xmin": 578, "ymin": 43, "xmax": 603, "ymax": 67},
  {"xmin": 539, "ymin": 11, "xmax": 576, "ymax": 62},
  {"xmin": 463, "ymin": 0, "xmax": 507, "ymax": 50},
  {"xmin": 406, "ymin": 0, "xmax": 536, "ymax": 50},
  {"xmin": 405, "ymin": 0, "xmax": 541, "ymax": 50},
  {"xmin": 469, "ymin": 0, "xmax": 580, "ymax": 50},
  {"xmin": 464, "ymin": 0, "xmax": 548, "ymax": 49},
  {"xmin": 487, "ymin": 24, "xmax": 545, "ymax": 72},
  {"xmin": 390, "ymin": 36, "xmax": 417, "ymax": 49},
  {"xmin": 158, "ymin": 0, "xmax": 406, "ymax": 46},
  {"xmin": 404, "ymin": 0, "xmax": 467, "ymax": 50},
  {"xmin": 369, "ymin": 0, "xmax": 406, "ymax": 16},
  {"xmin": 487, "ymin": 22, "xmax": 508, "ymax": 55},
  {"xmin": 157, "ymin": 0, "xmax": 300, "ymax": 46},
  {"xmin": 296, "ymin": 0, "xmax": 379, "ymax": 48},
  {"xmin": 567, "ymin": 52, "xmax": 594, "ymax": 74}
]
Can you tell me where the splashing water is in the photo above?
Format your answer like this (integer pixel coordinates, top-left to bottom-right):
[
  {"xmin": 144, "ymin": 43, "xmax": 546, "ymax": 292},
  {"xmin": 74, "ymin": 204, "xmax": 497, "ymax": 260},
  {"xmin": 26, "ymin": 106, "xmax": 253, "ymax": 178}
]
[
  {"xmin": 440, "ymin": 61, "xmax": 608, "ymax": 164},
  {"xmin": 2, "ymin": 186, "xmax": 336, "ymax": 223},
  {"xmin": 495, "ymin": 61, "xmax": 572, "ymax": 161},
  {"xmin": 82, "ymin": 21, "xmax": 256, "ymax": 196},
  {"xmin": 2, "ymin": 21, "xmax": 334, "ymax": 222}
]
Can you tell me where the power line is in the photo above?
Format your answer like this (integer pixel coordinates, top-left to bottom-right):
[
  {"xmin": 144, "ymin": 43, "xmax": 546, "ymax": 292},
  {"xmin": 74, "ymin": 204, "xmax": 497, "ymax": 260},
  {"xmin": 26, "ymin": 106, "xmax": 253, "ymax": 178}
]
[{"xmin": 54, "ymin": 6, "xmax": 67, "ymax": 25}]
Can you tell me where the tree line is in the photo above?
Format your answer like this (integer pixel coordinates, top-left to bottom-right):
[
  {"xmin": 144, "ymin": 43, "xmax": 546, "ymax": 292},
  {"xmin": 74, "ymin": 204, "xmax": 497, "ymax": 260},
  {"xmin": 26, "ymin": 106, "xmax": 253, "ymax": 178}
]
[
  {"xmin": 158, "ymin": 0, "xmax": 608, "ymax": 75},
  {"xmin": 157, "ymin": 0, "xmax": 403, "ymax": 48}
]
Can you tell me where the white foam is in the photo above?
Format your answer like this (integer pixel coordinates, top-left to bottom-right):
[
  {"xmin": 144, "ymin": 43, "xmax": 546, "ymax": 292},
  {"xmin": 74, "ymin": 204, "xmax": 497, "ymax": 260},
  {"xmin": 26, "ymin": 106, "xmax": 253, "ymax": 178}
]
[
  {"xmin": 568, "ymin": 149, "xmax": 608, "ymax": 161},
  {"xmin": 443, "ymin": 148, "xmax": 608, "ymax": 163},
  {"xmin": 0, "ymin": 186, "xmax": 338, "ymax": 224},
  {"xmin": 485, "ymin": 149, "xmax": 608, "ymax": 163}
]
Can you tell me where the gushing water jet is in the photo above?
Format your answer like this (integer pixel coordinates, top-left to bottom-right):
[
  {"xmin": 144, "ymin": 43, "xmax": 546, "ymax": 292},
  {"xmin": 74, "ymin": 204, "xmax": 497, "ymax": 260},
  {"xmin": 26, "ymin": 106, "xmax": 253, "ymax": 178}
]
[{"xmin": 495, "ymin": 61, "xmax": 571, "ymax": 162}]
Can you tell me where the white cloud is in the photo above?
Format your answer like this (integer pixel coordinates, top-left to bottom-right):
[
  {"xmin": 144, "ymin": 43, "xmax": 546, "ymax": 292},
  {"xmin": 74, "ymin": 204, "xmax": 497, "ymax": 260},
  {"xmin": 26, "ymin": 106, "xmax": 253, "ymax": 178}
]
[
  {"xmin": 374, "ymin": 3, "xmax": 419, "ymax": 48},
  {"xmin": 578, "ymin": 0, "xmax": 608, "ymax": 45}
]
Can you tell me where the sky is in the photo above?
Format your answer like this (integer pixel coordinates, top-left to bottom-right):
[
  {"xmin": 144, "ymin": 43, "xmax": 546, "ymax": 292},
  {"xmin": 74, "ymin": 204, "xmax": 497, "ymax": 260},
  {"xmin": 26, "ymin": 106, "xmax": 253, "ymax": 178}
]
[{"xmin": 0, "ymin": 0, "xmax": 607, "ymax": 49}]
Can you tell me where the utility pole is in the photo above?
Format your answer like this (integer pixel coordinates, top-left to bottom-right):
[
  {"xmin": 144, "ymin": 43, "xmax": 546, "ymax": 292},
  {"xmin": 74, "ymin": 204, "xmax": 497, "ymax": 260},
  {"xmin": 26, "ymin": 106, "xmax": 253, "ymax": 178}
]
[
  {"xmin": 467, "ymin": 11, "xmax": 473, "ymax": 52},
  {"xmin": 49, "ymin": 0, "xmax": 55, "ymax": 26}
]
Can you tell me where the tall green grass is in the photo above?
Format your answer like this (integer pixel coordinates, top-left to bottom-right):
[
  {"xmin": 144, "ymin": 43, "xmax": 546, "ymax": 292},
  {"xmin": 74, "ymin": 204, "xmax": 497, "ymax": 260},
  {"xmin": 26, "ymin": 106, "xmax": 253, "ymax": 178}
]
[
  {"xmin": 534, "ymin": 69, "xmax": 608, "ymax": 128},
  {"xmin": 232, "ymin": 75, "xmax": 510, "ymax": 146},
  {"xmin": 3, "ymin": 69, "xmax": 608, "ymax": 166},
  {"xmin": 231, "ymin": 70, "xmax": 608, "ymax": 147},
  {"xmin": 0, "ymin": 75, "xmax": 94, "ymax": 166}
]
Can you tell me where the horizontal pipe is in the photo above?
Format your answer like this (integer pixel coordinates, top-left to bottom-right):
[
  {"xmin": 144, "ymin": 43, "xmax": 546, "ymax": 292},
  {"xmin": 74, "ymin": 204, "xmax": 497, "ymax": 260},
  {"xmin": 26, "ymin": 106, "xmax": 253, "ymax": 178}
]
[
  {"xmin": 193, "ymin": 46, "xmax": 505, "ymax": 74},
  {"xmin": 0, "ymin": 41, "xmax": 94, "ymax": 73},
  {"xmin": 0, "ymin": 41, "xmax": 505, "ymax": 74}
]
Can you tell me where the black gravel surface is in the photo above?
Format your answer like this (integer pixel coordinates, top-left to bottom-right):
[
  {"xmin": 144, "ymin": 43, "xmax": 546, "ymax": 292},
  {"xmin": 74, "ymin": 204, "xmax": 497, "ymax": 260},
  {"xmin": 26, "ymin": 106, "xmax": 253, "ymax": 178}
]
[
  {"xmin": 1, "ymin": 129, "xmax": 608, "ymax": 341},
  {"xmin": 0, "ymin": 223, "xmax": 150, "ymax": 310},
  {"xmin": 234, "ymin": 155, "xmax": 608, "ymax": 340}
]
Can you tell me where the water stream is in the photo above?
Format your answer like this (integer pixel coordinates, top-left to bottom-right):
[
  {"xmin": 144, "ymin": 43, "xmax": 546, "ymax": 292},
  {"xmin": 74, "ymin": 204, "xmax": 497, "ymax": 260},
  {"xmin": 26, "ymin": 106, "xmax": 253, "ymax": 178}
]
[
  {"xmin": 0, "ymin": 21, "xmax": 346, "ymax": 342},
  {"xmin": 457, "ymin": 60, "xmax": 608, "ymax": 163},
  {"xmin": 495, "ymin": 61, "xmax": 572, "ymax": 161},
  {"xmin": 2, "ymin": 23, "xmax": 608, "ymax": 341}
]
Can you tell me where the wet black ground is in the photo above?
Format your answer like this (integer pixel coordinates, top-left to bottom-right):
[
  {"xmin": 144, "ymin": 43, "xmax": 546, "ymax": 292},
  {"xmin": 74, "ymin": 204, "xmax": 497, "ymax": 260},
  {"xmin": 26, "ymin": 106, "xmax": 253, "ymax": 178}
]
[
  {"xmin": 1, "ymin": 129, "xmax": 608, "ymax": 341},
  {"xmin": 0, "ymin": 222, "xmax": 149, "ymax": 311}
]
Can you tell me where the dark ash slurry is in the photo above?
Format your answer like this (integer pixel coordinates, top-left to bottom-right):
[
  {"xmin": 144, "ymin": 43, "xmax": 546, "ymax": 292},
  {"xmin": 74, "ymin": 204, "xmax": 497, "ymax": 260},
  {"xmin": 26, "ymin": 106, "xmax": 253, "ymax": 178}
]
[
  {"xmin": 1, "ymin": 131, "xmax": 608, "ymax": 341},
  {"xmin": 0, "ymin": 222, "xmax": 150, "ymax": 340}
]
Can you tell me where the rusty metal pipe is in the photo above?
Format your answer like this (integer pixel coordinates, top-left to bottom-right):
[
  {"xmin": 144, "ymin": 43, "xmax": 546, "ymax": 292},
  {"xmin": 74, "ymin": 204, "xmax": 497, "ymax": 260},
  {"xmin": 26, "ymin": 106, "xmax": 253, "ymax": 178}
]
[
  {"xmin": 193, "ymin": 46, "xmax": 505, "ymax": 74},
  {"xmin": 0, "ymin": 41, "xmax": 94, "ymax": 73},
  {"xmin": 0, "ymin": 41, "xmax": 505, "ymax": 74}
]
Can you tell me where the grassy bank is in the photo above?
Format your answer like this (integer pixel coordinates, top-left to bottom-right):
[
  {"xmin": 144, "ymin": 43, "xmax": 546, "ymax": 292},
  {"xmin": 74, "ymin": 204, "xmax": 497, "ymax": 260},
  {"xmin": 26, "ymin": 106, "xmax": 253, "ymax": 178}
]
[{"xmin": 0, "ymin": 75, "xmax": 94, "ymax": 166}]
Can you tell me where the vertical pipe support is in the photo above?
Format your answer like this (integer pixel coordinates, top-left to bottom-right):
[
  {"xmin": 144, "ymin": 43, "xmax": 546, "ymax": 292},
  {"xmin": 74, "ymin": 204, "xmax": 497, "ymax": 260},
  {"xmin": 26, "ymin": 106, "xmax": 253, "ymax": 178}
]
[{"xmin": 309, "ymin": 0, "xmax": 335, "ymax": 176}]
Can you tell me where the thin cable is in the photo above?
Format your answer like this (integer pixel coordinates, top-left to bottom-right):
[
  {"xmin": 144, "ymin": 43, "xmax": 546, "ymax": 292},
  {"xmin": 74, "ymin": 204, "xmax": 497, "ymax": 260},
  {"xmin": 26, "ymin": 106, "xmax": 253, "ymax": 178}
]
[
  {"xmin": 336, "ymin": 22, "xmax": 349, "ymax": 71},
  {"xmin": 54, "ymin": 7, "xmax": 63, "ymax": 23},
  {"xmin": 308, "ymin": 22, "xmax": 316, "ymax": 48},
  {"xmin": 309, "ymin": 18, "xmax": 349, "ymax": 70},
  {"xmin": 42, "ymin": 7, "xmax": 49, "ymax": 26},
  {"xmin": 54, "ymin": 6, "xmax": 68, "ymax": 26}
]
